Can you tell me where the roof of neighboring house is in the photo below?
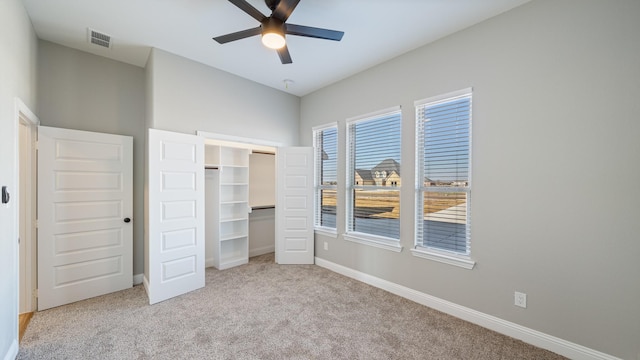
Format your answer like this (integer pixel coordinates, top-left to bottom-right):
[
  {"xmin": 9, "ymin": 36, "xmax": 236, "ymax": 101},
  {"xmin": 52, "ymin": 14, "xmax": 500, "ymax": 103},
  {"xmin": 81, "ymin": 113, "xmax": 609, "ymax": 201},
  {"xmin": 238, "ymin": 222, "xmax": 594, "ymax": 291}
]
[
  {"xmin": 355, "ymin": 169, "xmax": 374, "ymax": 181},
  {"xmin": 373, "ymin": 158, "xmax": 401, "ymax": 176}
]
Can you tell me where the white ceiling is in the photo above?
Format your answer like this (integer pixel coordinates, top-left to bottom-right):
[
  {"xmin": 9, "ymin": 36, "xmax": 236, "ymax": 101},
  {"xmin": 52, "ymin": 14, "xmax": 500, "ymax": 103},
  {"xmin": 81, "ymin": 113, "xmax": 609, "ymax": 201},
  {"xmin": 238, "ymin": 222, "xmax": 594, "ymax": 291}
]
[{"xmin": 22, "ymin": 0, "xmax": 530, "ymax": 96}]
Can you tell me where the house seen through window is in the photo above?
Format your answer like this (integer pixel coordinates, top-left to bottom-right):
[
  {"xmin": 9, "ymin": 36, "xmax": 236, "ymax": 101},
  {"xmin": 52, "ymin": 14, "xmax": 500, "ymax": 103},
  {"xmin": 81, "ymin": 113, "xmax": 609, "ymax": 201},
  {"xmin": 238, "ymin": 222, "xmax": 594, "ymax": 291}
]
[{"xmin": 347, "ymin": 107, "xmax": 402, "ymax": 242}]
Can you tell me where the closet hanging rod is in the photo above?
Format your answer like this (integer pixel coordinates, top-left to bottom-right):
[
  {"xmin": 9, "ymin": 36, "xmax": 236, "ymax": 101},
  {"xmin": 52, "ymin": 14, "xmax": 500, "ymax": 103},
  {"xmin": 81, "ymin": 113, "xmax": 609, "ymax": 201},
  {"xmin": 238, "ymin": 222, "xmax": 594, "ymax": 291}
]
[
  {"xmin": 252, "ymin": 151, "xmax": 275, "ymax": 155},
  {"xmin": 252, "ymin": 205, "xmax": 275, "ymax": 210}
]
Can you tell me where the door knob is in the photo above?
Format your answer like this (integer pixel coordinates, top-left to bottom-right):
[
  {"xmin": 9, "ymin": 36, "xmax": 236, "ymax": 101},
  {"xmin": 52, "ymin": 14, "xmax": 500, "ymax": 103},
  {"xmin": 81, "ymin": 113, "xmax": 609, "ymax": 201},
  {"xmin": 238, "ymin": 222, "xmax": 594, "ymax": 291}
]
[{"xmin": 124, "ymin": 217, "xmax": 131, "ymax": 223}]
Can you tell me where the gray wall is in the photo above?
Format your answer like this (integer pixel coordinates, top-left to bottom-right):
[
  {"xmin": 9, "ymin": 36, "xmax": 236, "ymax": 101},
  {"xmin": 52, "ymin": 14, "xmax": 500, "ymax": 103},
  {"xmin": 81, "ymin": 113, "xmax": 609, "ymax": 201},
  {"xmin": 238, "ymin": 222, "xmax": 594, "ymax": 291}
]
[
  {"xmin": 144, "ymin": 48, "xmax": 299, "ymax": 279},
  {"xmin": 249, "ymin": 153, "xmax": 276, "ymax": 256},
  {"xmin": 0, "ymin": 0, "xmax": 38, "ymax": 357},
  {"xmin": 147, "ymin": 48, "xmax": 300, "ymax": 146},
  {"xmin": 37, "ymin": 41, "xmax": 146, "ymax": 276},
  {"xmin": 300, "ymin": 1, "xmax": 640, "ymax": 358}
]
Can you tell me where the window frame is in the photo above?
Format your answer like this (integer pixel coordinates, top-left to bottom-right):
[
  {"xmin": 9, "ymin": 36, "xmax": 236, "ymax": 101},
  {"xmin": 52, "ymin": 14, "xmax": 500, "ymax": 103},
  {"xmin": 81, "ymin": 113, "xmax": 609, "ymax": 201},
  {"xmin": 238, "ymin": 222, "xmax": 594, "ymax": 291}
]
[
  {"xmin": 313, "ymin": 123, "xmax": 338, "ymax": 236},
  {"xmin": 345, "ymin": 106, "xmax": 403, "ymax": 252},
  {"xmin": 412, "ymin": 88, "xmax": 475, "ymax": 269}
]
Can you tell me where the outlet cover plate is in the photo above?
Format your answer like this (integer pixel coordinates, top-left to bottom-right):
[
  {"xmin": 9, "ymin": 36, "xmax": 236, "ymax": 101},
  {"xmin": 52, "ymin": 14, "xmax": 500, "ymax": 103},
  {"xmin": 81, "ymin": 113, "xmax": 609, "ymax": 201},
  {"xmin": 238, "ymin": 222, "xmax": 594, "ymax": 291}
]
[{"xmin": 514, "ymin": 291, "xmax": 527, "ymax": 308}]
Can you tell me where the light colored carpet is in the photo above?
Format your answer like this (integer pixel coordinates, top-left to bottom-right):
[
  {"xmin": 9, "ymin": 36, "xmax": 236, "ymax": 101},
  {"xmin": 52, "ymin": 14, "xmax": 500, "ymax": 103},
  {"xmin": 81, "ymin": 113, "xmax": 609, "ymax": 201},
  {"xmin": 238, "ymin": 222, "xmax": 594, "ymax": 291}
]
[{"xmin": 19, "ymin": 253, "xmax": 565, "ymax": 359}]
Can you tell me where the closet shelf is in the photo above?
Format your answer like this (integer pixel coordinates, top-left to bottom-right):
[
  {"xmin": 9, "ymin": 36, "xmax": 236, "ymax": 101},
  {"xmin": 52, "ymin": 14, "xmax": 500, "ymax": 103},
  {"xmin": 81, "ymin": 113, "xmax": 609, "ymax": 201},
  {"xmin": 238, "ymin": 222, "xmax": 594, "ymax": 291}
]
[
  {"xmin": 220, "ymin": 233, "xmax": 247, "ymax": 242},
  {"xmin": 220, "ymin": 217, "xmax": 248, "ymax": 223},
  {"xmin": 220, "ymin": 200, "xmax": 248, "ymax": 205},
  {"xmin": 205, "ymin": 144, "xmax": 250, "ymax": 271}
]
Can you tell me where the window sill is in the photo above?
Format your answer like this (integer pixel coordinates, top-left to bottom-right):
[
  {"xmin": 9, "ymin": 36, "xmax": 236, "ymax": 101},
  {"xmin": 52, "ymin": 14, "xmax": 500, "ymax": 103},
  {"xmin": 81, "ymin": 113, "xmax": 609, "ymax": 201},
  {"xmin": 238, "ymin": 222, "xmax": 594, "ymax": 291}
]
[
  {"xmin": 314, "ymin": 228, "xmax": 338, "ymax": 239},
  {"xmin": 343, "ymin": 233, "xmax": 403, "ymax": 253},
  {"xmin": 410, "ymin": 248, "xmax": 475, "ymax": 270}
]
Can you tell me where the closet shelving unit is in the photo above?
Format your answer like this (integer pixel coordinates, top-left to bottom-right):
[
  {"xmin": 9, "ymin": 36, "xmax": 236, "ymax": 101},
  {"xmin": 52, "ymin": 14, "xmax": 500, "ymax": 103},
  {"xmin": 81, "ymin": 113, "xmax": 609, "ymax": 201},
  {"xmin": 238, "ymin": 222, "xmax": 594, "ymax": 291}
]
[{"xmin": 205, "ymin": 145, "xmax": 250, "ymax": 270}]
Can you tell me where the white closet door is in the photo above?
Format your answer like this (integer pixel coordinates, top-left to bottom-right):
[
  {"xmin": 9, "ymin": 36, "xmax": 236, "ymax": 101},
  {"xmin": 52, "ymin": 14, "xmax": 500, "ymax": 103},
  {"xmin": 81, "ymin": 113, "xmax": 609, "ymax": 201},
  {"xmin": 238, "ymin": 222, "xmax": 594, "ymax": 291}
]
[
  {"xmin": 276, "ymin": 147, "xmax": 314, "ymax": 264},
  {"xmin": 37, "ymin": 126, "xmax": 133, "ymax": 310},
  {"xmin": 146, "ymin": 129, "xmax": 205, "ymax": 304}
]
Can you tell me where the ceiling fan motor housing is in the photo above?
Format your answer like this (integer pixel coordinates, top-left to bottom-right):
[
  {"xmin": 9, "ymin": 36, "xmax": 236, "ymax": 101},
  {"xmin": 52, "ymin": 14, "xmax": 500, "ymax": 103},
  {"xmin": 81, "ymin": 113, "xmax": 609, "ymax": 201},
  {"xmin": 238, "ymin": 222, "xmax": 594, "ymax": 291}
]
[
  {"xmin": 265, "ymin": 0, "xmax": 280, "ymax": 11},
  {"xmin": 262, "ymin": 17, "xmax": 285, "ymax": 35}
]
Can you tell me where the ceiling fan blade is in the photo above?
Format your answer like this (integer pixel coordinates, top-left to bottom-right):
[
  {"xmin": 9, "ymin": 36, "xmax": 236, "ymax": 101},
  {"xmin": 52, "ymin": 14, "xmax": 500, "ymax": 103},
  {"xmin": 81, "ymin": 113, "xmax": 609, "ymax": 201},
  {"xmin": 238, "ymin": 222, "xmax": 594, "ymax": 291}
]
[
  {"xmin": 277, "ymin": 45, "xmax": 293, "ymax": 64},
  {"xmin": 213, "ymin": 27, "xmax": 262, "ymax": 44},
  {"xmin": 285, "ymin": 23, "xmax": 344, "ymax": 41},
  {"xmin": 228, "ymin": 0, "xmax": 267, "ymax": 22},
  {"xmin": 272, "ymin": 0, "xmax": 300, "ymax": 22}
]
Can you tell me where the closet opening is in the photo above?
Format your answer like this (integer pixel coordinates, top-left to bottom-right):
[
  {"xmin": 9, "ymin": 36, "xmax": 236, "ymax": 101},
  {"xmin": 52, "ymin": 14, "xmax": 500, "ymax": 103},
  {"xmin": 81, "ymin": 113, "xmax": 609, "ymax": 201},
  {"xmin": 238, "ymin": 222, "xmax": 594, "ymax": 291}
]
[{"xmin": 201, "ymin": 135, "xmax": 278, "ymax": 270}]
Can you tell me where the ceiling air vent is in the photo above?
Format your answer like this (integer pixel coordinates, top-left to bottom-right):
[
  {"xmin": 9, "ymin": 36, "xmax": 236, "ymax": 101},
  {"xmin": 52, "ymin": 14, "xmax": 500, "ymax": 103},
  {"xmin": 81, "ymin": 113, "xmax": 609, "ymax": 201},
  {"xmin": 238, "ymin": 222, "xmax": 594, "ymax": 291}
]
[{"xmin": 88, "ymin": 28, "xmax": 111, "ymax": 49}]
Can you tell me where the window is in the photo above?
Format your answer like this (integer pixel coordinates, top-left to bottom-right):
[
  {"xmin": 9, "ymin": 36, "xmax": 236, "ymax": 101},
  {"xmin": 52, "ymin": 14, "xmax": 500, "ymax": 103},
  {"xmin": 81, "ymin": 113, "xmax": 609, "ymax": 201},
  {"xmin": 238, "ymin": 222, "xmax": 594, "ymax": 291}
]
[
  {"xmin": 313, "ymin": 124, "xmax": 337, "ymax": 232},
  {"xmin": 346, "ymin": 107, "xmax": 402, "ymax": 251},
  {"xmin": 414, "ymin": 89, "xmax": 473, "ymax": 268}
]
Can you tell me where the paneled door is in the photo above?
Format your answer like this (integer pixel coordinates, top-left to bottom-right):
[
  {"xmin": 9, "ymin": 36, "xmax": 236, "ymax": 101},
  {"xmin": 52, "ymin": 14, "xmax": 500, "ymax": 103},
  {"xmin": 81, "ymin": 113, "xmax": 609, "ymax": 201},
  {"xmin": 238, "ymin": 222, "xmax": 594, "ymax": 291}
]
[
  {"xmin": 276, "ymin": 147, "xmax": 314, "ymax": 264},
  {"xmin": 37, "ymin": 126, "xmax": 133, "ymax": 310},
  {"xmin": 146, "ymin": 129, "xmax": 205, "ymax": 304}
]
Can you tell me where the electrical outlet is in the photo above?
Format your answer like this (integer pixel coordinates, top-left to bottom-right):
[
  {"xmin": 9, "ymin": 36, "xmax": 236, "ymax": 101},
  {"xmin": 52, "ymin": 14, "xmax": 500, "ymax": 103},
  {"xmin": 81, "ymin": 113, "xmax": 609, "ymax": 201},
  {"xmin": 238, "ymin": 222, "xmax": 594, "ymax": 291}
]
[
  {"xmin": 514, "ymin": 291, "xmax": 527, "ymax": 308},
  {"xmin": 324, "ymin": 241, "xmax": 328, "ymax": 251}
]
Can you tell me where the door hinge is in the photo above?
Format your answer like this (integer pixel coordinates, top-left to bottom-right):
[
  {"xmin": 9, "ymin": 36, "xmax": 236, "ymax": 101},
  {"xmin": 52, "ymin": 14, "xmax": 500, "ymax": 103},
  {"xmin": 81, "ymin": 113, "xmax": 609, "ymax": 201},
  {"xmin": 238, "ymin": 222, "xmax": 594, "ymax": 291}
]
[
  {"xmin": 34, "ymin": 141, "xmax": 38, "ymax": 150},
  {"xmin": 33, "ymin": 288, "xmax": 38, "ymax": 298},
  {"xmin": 35, "ymin": 220, "xmax": 39, "ymax": 228}
]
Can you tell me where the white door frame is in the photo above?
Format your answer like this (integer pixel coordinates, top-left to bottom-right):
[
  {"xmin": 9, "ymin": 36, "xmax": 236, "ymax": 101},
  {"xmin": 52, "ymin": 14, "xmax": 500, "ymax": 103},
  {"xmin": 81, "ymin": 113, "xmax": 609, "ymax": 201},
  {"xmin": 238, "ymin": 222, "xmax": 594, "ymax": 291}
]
[
  {"xmin": 15, "ymin": 98, "xmax": 39, "ymax": 315},
  {"xmin": 197, "ymin": 132, "xmax": 314, "ymax": 265},
  {"xmin": 197, "ymin": 132, "xmax": 281, "ymax": 261},
  {"xmin": 196, "ymin": 131, "xmax": 283, "ymax": 151}
]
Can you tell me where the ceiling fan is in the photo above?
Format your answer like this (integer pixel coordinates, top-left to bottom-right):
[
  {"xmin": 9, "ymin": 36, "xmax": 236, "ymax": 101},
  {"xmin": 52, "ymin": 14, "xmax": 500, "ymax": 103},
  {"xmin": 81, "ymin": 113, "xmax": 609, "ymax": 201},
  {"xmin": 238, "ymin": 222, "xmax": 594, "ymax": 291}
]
[{"xmin": 213, "ymin": 0, "xmax": 344, "ymax": 64}]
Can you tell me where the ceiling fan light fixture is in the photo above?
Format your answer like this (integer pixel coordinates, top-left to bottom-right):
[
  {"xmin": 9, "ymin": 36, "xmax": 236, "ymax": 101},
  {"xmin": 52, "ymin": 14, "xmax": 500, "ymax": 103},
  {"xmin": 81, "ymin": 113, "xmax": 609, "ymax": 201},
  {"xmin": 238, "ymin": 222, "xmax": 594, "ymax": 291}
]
[
  {"xmin": 213, "ymin": 0, "xmax": 345, "ymax": 64},
  {"xmin": 262, "ymin": 32, "xmax": 286, "ymax": 49}
]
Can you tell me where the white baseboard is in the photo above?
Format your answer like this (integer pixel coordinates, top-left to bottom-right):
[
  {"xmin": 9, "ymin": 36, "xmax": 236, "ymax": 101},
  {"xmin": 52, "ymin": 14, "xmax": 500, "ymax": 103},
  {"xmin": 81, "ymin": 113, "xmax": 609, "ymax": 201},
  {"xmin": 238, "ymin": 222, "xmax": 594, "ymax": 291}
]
[
  {"xmin": 132, "ymin": 273, "xmax": 144, "ymax": 285},
  {"xmin": 3, "ymin": 339, "xmax": 18, "ymax": 360},
  {"xmin": 249, "ymin": 245, "xmax": 275, "ymax": 258},
  {"xmin": 315, "ymin": 257, "xmax": 620, "ymax": 360}
]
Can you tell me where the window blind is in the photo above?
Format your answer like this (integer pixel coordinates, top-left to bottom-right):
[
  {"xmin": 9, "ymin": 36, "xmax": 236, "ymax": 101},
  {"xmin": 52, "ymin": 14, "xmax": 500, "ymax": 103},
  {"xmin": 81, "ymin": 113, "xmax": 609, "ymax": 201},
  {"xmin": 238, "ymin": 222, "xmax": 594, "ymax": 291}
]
[
  {"xmin": 347, "ymin": 108, "xmax": 402, "ymax": 240},
  {"xmin": 314, "ymin": 125, "xmax": 337, "ymax": 229},
  {"xmin": 416, "ymin": 90, "xmax": 471, "ymax": 254}
]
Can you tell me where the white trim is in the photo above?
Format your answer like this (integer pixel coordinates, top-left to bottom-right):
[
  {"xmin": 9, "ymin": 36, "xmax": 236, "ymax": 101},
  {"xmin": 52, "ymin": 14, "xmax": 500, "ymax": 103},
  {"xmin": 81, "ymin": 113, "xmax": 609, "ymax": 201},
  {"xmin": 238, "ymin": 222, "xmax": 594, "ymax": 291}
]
[
  {"xmin": 15, "ymin": 98, "xmax": 40, "ymax": 125},
  {"xmin": 414, "ymin": 87, "xmax": 473, "ymax": 107},
  {"xmin": 314, "ymin": 257, "xmax": 621, "ymax": 360},
  {"xmin": 249, "ymin": 244, "xmax": 275, "ymax": 257},
  {"xmin": 12, "ymin": 98, "xmax": 39, "ymax": 358},
  {"xmin": 16, "ymin": 105, "xmax": 39, "ymax": 313},
  {"xmin": 410, "ymin": 248, "xmax": 475, "ymax": 270},
  {"xmin": 3, "ymin": 339, "xmax": 18, "ymax": 360},
  {"xmin": 343, "ymin": 233, "xmax": 403, "ymax": 253},
  {"xmin": 314, "ymin": 228, "xmax": 338, "ymax": 238},
  {"xmin": 312, "ymin": 122, "xmax": 337, "ymax": 132},
  {"xmin": 197, "ymin": 130, "xmax": 284, "ymax": 148},
  {"xmin": 132, "ymin": 273, "xmax": 144, "ymax": 285},
  {"xmin": 346, "ymin": 105, "xmax": 401, "ymax": 124}
]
